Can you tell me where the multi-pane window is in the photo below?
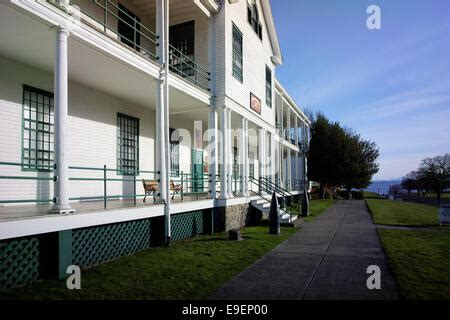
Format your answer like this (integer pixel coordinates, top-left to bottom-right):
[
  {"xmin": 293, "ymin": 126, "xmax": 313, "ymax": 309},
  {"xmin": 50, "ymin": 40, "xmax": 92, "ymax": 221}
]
[
  {"xmin": 265, "ymin": 66, "xmax": 272, "ymax": 107},
  {"xmin": 22, "ymin": 85, "xmax": 54, "ymax": 171},
  {"xmin": 117, "ymin": 113, "xmax": 139, "ymax": 175},
  {"xmin": 170, "ymin": 128, "xmax": 180, "ymax": 177},
  {"xmin": 247, "ymin": 4, "xmax": 263, "ymax": 40},
  {"xmin": 232, "ymin": 24, "xmax": 243, "ymax": 82}
]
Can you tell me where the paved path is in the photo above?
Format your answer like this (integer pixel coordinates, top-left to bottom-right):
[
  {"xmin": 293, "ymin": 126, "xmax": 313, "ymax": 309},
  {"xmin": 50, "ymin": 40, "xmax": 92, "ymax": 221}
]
[{"xmin": 208, "ymin": 200, "xmax": 400, "ymax": 300}]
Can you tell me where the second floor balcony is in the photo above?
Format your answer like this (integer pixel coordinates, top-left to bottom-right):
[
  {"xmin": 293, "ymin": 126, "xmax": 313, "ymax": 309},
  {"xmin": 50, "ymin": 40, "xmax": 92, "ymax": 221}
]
[{"xmin": 67, "ymin": 0, "xmax": 211, "ymax": 91}]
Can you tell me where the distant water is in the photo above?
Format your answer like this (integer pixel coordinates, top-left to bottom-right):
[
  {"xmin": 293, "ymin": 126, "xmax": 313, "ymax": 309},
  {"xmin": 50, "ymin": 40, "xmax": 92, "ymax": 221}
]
[{"xmin": 365, "ymin": 180, "xmax": 401, "ymax": 195}]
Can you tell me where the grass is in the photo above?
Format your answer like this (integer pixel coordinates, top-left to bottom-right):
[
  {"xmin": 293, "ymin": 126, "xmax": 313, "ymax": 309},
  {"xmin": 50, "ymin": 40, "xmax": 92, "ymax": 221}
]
[
  {"xmin": 0, "ymin": 226, "xmax": 296, "ymax": 300},
  {"xmin": 366, "ymin": 199, "xmax": 441, "ymax": 227},
  {"xmin": 378, "ymin": 229, "xmax": 450, "ymax": 299}
]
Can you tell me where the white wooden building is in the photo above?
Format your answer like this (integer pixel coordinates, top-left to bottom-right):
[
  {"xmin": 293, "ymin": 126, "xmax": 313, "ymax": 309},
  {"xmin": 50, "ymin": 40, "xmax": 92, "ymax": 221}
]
[{"xmin": 0, "ymin": 0, "xmax": 310, "ymax": 290}]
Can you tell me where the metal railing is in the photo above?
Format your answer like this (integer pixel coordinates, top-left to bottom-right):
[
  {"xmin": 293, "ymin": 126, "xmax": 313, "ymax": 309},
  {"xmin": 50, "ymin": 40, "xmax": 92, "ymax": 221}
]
[
  {"xmin": 66, "ymin": 0, "xmax": 158, "ymax": 60},
  {"xmin": 0, "ymin": 161, "xmax": 159, "ymax": 209},
  {"xmin": 168, "ymin": 44, "xmax": 210, "ymax": 91},
  {"xmin": 68, "ymin": 165, "xmax": 159, "ymax": 208},
  {"xmin": 63, "ymin": 1, "xmax": 210, "ymax": 91},
  {"xmin": 0, "ymin": 161, "xmax": 55, "ymax": 204},
  {"xmin": 170, "ymin": 172, "xmax": 210, "ymax": 200}
]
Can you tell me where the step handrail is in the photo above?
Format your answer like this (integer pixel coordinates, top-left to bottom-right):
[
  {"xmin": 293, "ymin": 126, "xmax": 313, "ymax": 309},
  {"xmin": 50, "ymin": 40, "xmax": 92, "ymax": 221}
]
[
  {"xmin": 259, "ymin": 176, "xmax": 295, "ymax": 198},
  {"xmin": 248, "ymin": 177, "xmax": 295, "ymax": 217}
]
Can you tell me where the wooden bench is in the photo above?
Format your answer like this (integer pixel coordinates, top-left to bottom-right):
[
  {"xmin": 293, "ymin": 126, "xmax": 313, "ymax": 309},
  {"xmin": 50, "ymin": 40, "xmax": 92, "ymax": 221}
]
[
  {"xmin": 170, "ymin": 179, "xmax": 183, "ymax": 200},
  {"xmin": 142, "ymin": 179, "xmax": 183, "ymax": 202},
  {"xmin": 142, "ymin": 179, "xmax": 158, "ymax": 203}
]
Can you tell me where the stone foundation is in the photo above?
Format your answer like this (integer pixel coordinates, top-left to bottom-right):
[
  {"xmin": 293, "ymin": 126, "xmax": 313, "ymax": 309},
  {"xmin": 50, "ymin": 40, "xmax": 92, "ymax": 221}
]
[{"xmin": 215, "ymin": 204, "xmax": 260, "ymax": 231}]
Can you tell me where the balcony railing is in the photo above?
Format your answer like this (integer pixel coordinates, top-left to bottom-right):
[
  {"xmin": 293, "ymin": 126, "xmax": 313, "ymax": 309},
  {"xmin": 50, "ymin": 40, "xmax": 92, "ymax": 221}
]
[
  {"xmin": 69, "ymin": 0, "xmax": 159, "ymax": 61},
  {"xmin": 169, "ymin": 44, "xmax": 211, "ymax": 92},
  {"xmin": 57, "ymin": 1, "xmax": 210, "ymax": 91}
]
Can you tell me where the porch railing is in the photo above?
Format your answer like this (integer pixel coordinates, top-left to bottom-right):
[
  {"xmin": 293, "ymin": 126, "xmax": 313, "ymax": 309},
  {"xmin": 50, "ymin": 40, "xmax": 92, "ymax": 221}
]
[
  {"xmin": 52, "ymin": 1, "xmax": 211, "ymax": 91},
  {"xmin": 67, "ymin": 0, "xmax": 159, "ymax": 60},
  {"xmin": 0, "ymin": 161, "xmax": 159, "ymax": 209},
  {"xmin": 169, "ymin": 44, "xmax": 210, "ymax": 91}
]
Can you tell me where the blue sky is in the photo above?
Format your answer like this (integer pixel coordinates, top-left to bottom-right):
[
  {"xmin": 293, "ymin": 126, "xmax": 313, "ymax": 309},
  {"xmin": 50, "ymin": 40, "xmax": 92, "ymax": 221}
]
[{"xmin": 271, "ymin": 0, "xmax": 450, "ymax": 180}]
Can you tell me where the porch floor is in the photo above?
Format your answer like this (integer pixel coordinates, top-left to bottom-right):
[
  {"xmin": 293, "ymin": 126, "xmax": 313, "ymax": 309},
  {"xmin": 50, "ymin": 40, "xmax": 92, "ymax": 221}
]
[{"xmin": 0, "ymin": 194, "xmax": 212, "ymax": 222}]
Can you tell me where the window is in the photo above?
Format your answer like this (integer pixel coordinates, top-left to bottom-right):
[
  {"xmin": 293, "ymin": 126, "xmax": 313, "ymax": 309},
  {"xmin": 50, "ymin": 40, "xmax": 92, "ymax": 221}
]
[
  {"xmin": 169, "ymin": 21, "xmax": 195, "ymax": 78},
  {"xmin": 117, "ymin": 113, "xmax": 139, "ymax": 175},
  {"xmin": 170, "ymin": 128, "xmax": 180, "ymax": 176},
  {"xmin": 118, "ymin": 4, "xmax": 141, "ymax": 51},
  {"xmin": 265, "ymin": 66, "xmax": 272, "ymax": 107},
  {"xmin": 247, "ymin": 4, "xmax": 263, "ymax": 40},
  {"xmin": 232, "ymin": 24, "xmax": 243, "ymax": 82},
  {"xmin": 22, "ymin": 85, "xmax": 54, "ymax": 171}
]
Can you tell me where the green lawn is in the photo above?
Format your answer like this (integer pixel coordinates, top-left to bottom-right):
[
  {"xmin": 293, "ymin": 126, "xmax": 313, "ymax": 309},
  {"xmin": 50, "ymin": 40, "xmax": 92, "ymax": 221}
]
[
  {"xmin": 379, "ymin": 229, "xmax": 450, "ymax": 300},
  {"xmin": 0, "ymin": 226, "xmax": 296, "ymax": 300},
  {"xmin": 366, "ymin": 199, "xmax": 440, "ymax": 227}
]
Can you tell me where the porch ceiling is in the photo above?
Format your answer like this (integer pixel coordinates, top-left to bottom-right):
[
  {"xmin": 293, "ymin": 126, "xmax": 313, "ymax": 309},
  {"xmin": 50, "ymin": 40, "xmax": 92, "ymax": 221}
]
[
  {"xmin": 0, "ymin": 1, "xmax": 209, "ymax": 112},
  {"xmin": 128, "ymin": 0, "xmax": 208, "ymax": 20}
]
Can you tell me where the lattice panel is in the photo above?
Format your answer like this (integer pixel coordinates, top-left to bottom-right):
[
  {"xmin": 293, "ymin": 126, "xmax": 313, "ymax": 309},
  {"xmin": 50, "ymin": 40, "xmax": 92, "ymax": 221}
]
[
  {"xmin": 0, "ymin": 237, "xmax": 39, "ymax": 291},
  {"xmin": 72, "ymin": 219, "xmax": 151, "ymax": 269},
  {"xmin": 171, "ymin": 210, "xmax": 205, "ymax": 241}
]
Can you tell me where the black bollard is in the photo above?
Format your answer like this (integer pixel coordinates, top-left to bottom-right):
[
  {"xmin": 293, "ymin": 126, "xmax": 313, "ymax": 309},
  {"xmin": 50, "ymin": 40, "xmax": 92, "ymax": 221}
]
[
  {"xmin": 269, "ymin": 191, "xmax": 280, "ymax": 235},
  {"xmin": 302, "ymin": 187, "xmax": 309, "ymax": 217}
]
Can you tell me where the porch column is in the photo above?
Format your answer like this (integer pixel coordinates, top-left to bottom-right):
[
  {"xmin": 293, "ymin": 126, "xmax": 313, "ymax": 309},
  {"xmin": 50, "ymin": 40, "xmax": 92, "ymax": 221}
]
[
  {"xmin": 270, "ymin": 132, "xmax": 276, "ymax": 185},
  {"xmin": 244, "ymin": 119, "xmax": 250, "ymax": 196},
  {"xmin": 157, "ymin": 0, "xmax": 170, "ymax": 244},
  {"xmin": 53, "ymin": 27, "xmax": 72, "ymax": 214},
  {"xmin": 208, "ymin": 106, "xmax": 218, "ymax": 198},
  {"xmin": 219, "ymin": 106, "xmax": 228, "ymax": 199},
  {"xmin": 287, "ymin": 148, "xmax": 292, "ymax": 191},
  {"xmin": 294, "ymin": 117, "xmax": 299, "ymax": 190},
  {"xmin": 227, "ymin": 108, "xmax": 233, "ymax": 197},
  {"xmin": 239, "ymin": 116, "xmax": 246, "ymax": 196},
  {"xmin": 258, "ymin": 128, "xmax": 266, "ymax": 193}
]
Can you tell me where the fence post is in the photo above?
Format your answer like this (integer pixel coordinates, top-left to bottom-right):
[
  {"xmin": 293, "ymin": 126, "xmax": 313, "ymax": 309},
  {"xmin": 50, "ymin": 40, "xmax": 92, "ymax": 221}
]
[
  {"xmin": 133, "ymin": 168, "xmax": 137, "ymax": 206},
  {"xmin": 103, "ymin": 164, "xmax": 107, "ymax": 209},
  {"xmin": 104, "ymin": 0, "xmax": 108, "ymax": 33},
  {"xmin": 181, "ymin": 171, "xmax": 184, "ymax": 198}
]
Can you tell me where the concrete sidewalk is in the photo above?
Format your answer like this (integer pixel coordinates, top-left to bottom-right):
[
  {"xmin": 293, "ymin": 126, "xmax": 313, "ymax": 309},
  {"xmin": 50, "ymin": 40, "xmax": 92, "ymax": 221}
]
[{"xmin": 208, "ymin": 200, "xmax": 400, "ymax": 300}]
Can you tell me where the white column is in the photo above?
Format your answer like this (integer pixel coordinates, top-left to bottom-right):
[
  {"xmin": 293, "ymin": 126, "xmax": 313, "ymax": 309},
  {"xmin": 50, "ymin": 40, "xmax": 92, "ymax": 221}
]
[
  {"xmin": 244, "ymin": 119, "xmax": 250, "ymax": 196},
  {"xmin": 156, "ymin": 0, "xmax": 170, "ymax": 243},
  {"xmin": 53, "ymin": 27, "xmax": 72, "ymax": 213},
  {"xmin": 239, "ymin": 116, "xmax": 246, "ymax": 196},
  {"xmin": 270, "ymin": 132, "xmax": 276, "ymax": 185},
  {"xmin": 294, "ymin": 117, "xmax": 299, "ymax": 190},
  {"xmin": 258, "ymin": 128, "xmax": 266, "ymax": 193},
  {"xmin": 208, "ymin": 107, "xmax": 218, "ymax": 198},
  {"xmin": 227, "ymin": 108, "xmax": 233, "ymax": 197},
  {"xmin": 287, "ymin": 149, "xmax": 292, "ymax": 191},
  {"xmin": 219, "ymin": 106, "xmax": 228, "ymax": 198}
]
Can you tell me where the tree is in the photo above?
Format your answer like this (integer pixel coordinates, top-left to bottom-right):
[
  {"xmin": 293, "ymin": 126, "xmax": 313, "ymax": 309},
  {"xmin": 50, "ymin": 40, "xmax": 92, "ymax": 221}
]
[
  {"xmin": 339, "ymin": 130, "xmax": 380, "ymax": 196},
  {"xmin": 401, "ymin": 175, "xmax": 417, "ymax": 196},
  {"xmin": 308, "ymin": 114, "xmax": 380, "ymax": 199},
  {"xmin": 418, "ymin": 154, "xmax": 450, "ymax": 206}
]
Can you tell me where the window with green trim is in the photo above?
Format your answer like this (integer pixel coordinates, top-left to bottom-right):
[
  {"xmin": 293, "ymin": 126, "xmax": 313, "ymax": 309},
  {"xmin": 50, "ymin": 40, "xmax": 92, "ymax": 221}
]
[
  {"xmin": 170, "ymin": 128, "xmax": 180, "ymax": 177},
  {"xmin": 232, "ymin": 23, "xmax": 243, "ymax": 82},
  {"xmin": 265, "ymin": 66, "xmax": 272, "ymax": 107},
  {"xmin": 22, "ymin": 85, "xmax": 54, "ymax": 171},
  {"xmin": 117, "ymin": 113, "xmax": 139, "ymax": 175}
]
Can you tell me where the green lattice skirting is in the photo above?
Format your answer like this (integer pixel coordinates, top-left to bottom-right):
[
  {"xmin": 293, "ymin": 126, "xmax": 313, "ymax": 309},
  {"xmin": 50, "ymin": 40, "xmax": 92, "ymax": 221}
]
[
  {"xmin": 171, "ymin": 210, "xmax": 207, "ymax": 241},
  {"xmin": 0, "ymin": 237, "xmax": 39, "ymax": 291},
  {"xmin": 72, "ymin": 219, "xmax": 151, "ymax": 269}
]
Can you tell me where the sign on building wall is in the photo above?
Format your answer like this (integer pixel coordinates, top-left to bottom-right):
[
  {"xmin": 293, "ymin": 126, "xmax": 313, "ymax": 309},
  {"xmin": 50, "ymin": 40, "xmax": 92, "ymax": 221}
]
[{"xmin": 250, "ymin": 92, "xmax": 261, "ymax": 114}]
